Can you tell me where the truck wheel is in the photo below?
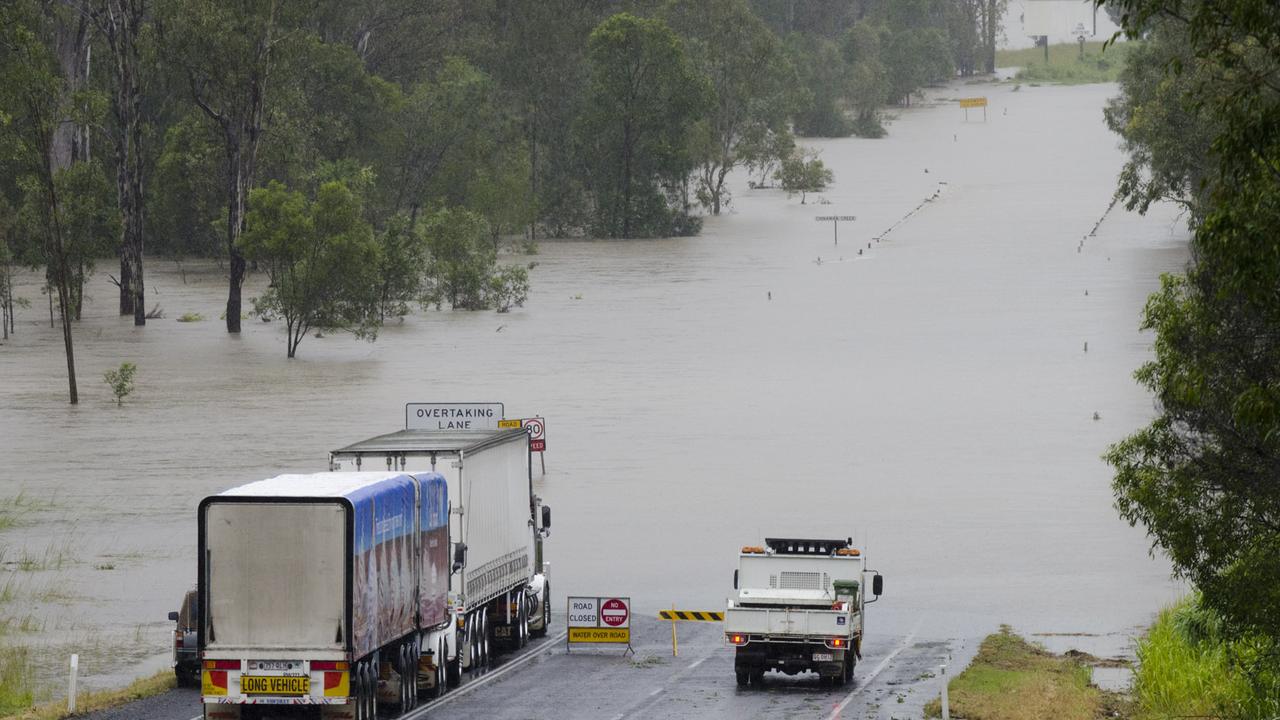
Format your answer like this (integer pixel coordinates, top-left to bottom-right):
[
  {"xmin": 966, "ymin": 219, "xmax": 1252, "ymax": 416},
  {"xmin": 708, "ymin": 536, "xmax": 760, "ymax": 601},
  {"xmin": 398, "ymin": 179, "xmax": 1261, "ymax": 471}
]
[
  {"xmin": 844, "ymin": 653, "xmax": 855, "ymax": 685},
  {"xmin": 446, "ymin": 635, "xmax": 462, "ymax": 688},
  {"xmin": 735, "ymin": 670, "xmax": 749, "ymax": 687},
  {"xmin": 480, "ymin": 613, "xmax": 490, "ymax": 667},
  {"xmin": 354, "ymin": 661, "xmax": 368, "ymax": 720},
  {"xmin": 751, "ymin": 668, "xmax": 765, "ymax": 686},
  {"xmin": 531, "ymin": 584, "xmax": 550, "ymax": 637},
  {"xmin": 399, "ymin": 645, "xmax": 413, "ymax": 711},
  {"xmin": 518, "ymin": 591, "xmax": 529, "ymax": 648}
]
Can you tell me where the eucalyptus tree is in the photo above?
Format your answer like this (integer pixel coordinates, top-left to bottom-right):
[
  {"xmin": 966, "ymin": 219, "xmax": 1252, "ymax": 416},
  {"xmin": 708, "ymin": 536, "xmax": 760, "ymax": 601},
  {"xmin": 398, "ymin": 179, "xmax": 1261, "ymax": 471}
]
[
  {"xmin": 577, "ymin": 13, "xmax": 711, "ymax": 238},
  {"xmin": 160, "ymin": 0, "xmax": 298, "ymax": 334},
  {"xmin": 664, "ymin": 0, "xmax": 798, "ymax": 215}
]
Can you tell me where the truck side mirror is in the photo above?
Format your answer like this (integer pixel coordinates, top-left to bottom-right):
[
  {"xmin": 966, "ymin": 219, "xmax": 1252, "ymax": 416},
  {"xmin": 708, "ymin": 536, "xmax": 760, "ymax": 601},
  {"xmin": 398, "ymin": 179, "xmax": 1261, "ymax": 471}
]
[
  {"xmin": 872, "ymin": 574, "xmax": 883, "ymax": 596},
  {"xmin": 452, "ymin": 543, "xmax": 467, "ymax": 573},
  {"xmin": 733, "ymin": 569, "xmax": 738, "ymax": 590},
  {"xmin": 168, "ymin": 611, "xmax": 179, "ymax": 622},
  {"xmin": 541, "ymin": 505, "xmax": 551, "ymax": 529}
]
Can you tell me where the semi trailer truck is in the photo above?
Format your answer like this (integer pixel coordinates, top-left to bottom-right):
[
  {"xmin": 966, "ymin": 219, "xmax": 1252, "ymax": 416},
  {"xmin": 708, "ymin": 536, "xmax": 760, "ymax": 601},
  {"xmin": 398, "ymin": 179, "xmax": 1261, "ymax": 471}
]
[
  {"xmin": 329, "ymin": 426, "xmax": 552, "ymax": 674},
  {"xmin": 723, "ymin": 537, "xmax": 883, "ymax": 687},
  {"xmin": 198, "ymin": 472, "xmax": 450, "ymax": 720}
]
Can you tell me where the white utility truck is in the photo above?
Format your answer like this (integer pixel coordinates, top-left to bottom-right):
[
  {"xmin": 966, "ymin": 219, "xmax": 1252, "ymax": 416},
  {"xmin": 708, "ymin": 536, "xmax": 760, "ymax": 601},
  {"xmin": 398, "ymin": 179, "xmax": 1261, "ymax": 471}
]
[
  {"xmin": 329, "ymin": 426, "xmax": 552, "ymax": 680},
  {"xmin": 723, "ymin": 538, "xmax": 883, "ymax": 687}
]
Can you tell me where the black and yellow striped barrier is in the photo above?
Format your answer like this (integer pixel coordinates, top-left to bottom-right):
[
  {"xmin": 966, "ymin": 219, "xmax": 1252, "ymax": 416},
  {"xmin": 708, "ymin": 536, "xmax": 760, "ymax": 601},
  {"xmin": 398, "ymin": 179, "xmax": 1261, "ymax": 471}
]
[
  {"xmin": 660, "ymin": 607, "xmax": 724, "ymax": 656},
  {"xmin": 658, "ymin": 610, "xmax": 724, "ymax": 622}
]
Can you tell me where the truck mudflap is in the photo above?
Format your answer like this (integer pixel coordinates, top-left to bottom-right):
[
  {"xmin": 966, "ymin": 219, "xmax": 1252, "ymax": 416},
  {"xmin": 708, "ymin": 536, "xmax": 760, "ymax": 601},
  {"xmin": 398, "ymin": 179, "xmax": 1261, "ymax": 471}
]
[{"xmin": 202, "ymin": 703, "xmax": 357, "ymax": 719}]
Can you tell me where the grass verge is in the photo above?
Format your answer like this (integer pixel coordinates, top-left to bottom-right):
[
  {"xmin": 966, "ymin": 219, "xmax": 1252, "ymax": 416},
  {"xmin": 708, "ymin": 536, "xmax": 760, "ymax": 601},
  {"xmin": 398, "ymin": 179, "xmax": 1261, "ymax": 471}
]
[
  {"xmin": 923, "ymin": 625, "xmax": 1126, "ymax": 720},
  {"xmin": 1, "ymin": 670, "xmax": 174, "ymax": 720},
  {"xmin": 996, "ymin": 41, "xmax": 1134, "ymax": 85},
  {"xmin": 1133, "ymin": 597, "xmax": 1280, "ymax": 720}
]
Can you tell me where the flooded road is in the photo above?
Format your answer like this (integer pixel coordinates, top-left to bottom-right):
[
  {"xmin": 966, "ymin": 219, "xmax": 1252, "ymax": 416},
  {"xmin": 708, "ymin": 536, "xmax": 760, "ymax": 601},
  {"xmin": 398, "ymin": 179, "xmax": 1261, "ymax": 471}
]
[{"xmin": 0, "ymin": 78, "xmax": 1187, "ymax": 697}]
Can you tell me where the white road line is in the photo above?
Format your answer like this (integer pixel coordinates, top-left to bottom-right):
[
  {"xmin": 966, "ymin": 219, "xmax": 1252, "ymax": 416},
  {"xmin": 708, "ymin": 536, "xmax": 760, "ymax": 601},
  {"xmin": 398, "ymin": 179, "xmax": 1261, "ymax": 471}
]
[
  {"xmin": 405, "ymin": 630, "xmax": 568, "ymax": 718},
  {"xmin": 826, "ymin": 618, "xmax": 924, "ymax": 720},
  {"xmin": 686, "ymin": 656, "xmax": 708, "ymax": 670}
]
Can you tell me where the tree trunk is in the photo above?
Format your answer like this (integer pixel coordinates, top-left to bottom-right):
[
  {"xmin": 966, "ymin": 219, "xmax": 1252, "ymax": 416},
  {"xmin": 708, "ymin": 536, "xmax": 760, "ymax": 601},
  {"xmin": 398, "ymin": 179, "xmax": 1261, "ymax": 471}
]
[
  {"xmin": 224, "ymin": 141, "xmax": 246, "ymax": 333},
  {"xmin": 97, "ymin": 0, "xmax": 148, "ymax": 326},
  {"xmin": 50, "ymin": 9, "xmax": 92, "ymax": 169},
  {"xmin": 621, "ymin": 123, "xmax": 632, "ymax": 239}
]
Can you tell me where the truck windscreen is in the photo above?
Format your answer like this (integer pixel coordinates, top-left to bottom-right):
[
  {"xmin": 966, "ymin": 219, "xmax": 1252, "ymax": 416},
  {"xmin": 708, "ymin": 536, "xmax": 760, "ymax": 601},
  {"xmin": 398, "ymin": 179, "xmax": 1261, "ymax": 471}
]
[{"xmin": 205, "ymin": 502, "xmax": 346, "ymax": 650}]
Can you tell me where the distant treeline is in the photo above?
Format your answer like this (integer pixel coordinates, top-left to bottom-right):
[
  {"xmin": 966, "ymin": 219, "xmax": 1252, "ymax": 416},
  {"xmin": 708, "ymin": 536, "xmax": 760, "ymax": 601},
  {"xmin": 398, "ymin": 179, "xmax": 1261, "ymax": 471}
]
[{"xmin": 0, "ymin": 0, "xmax": 1005, "ymax": 390}]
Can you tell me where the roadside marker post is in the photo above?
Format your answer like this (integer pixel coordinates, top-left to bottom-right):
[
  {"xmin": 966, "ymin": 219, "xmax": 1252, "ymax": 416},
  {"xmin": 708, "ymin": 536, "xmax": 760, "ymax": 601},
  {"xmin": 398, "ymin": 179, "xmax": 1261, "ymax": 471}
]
[
  {"xmin": 657, "ymin": 608, "xmax": 725, "ymax": 657},
  {"xmin": 940, "ymin": 663, "xmax": 950, "ymax": 719},
  {"xmin": 68, "ymin": 654, "xmax": 78, "ymax": 712}
]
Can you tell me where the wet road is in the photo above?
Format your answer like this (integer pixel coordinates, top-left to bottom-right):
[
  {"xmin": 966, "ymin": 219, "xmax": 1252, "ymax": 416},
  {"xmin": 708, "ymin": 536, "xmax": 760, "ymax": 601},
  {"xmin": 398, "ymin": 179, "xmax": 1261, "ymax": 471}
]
[{"xmin": 88, "ymin": 617, "xmax": 964, "ymax": 720}]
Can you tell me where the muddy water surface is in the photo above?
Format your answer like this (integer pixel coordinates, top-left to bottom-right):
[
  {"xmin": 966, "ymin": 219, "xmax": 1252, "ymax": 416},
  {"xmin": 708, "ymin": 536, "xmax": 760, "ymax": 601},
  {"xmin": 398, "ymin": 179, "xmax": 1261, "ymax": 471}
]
[{"xmin": 0, "ymin": 79, "xmax": 1186, "ymax": 692}]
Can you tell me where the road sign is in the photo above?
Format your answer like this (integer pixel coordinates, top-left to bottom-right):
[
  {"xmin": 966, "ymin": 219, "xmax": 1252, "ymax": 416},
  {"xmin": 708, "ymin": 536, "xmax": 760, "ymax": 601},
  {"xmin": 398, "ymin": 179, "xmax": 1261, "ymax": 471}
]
[
  {"xmin": 405, "ymin": 402, "xmax": 504, "ymax": 431},
  {"xmin": 530, "ymin": 439, "xmax": 546, "ymax": 452},
  {"xmin": 959, "ymin": 97, "xmax": 988, "ymax": 122},
  {"xmin": 601, "ymin": 598, "xmax": 629, "ymax": 627},
  {"xmin": 567, "ymin": 596, "xmax": 631, "ymax": 649},
  {"xmin": 497, "ymin": 419, "xmax": 522, "ymax": 429},
  {"xmin": 524, "ymin": 417, "xmax": 545, "ymax": 441},
  {"xmin": 814, "ymin": 215, "xmax": 856, "ymax": 245}
]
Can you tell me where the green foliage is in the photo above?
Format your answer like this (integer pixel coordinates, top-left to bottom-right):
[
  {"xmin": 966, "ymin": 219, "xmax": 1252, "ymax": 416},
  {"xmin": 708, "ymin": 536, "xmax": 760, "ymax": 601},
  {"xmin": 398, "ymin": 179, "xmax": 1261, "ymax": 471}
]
[
  {"xmin": 423, "ymin": 207, "xmax": 495, "ymax": 310},
  {"xmin": 1134, "ymin": 597, "xmax": 1280, "ymax": 720},
  {"xmin": 578, "ymin": 13, "xmax": 711, "ymax": 238},
  {"xmin": 1000, "ymin": 41, "xmax": 1132, "ymax": 85},
  {"xmin": 103, "ymin": 362, "xmax": 137, "ymax": 406},
  {"xmin": 665, "ymin": 0, "xmax": 798, "ymax": 214},
  {"xmin": 239, "ymin": 180, "xmax": 383, "ymax": 357},
  {"xmin": 1102, "ymin": 31, "xmax": 1215, "ymax": 216},
  {"xmin": 775, "ymin": 150, "xmax": 833, "ymax": 203},
  {"xmin": 1102, "ymin": 0, "xmax": 1280, "ymax": 649},
  {"xmin": 489, "ymin": 265, "xmax": 531, "ymax": 314},
  {"xmin": 787, "ymin": 35, "xmax": 852, "ymax": 137},
  {"xmin": 176, "ymin": 313, "xmax": 203, "ymax": 323},
  {"xmin": 149, "ymin": 113, "xmax": 225, "ymax": 258}
]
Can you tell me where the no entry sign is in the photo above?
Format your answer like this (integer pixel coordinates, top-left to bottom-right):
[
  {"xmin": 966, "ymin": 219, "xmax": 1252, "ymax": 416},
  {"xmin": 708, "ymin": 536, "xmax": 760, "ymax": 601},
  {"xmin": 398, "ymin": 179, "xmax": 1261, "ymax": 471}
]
[
  {"xmin": 567, "ymin": 596, "xmax": 631, "ymax": 648},
  {"xmin": 601, "ymin": 598, "xmax": 629, "ymax": 627}
]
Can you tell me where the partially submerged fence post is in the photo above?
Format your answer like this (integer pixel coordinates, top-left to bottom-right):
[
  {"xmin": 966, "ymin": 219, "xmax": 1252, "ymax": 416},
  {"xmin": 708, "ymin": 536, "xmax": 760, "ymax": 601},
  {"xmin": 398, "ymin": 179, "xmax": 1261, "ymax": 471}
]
[{"xmin": 940, "ymin": 663, "xmax": 949, "ymax": 720}]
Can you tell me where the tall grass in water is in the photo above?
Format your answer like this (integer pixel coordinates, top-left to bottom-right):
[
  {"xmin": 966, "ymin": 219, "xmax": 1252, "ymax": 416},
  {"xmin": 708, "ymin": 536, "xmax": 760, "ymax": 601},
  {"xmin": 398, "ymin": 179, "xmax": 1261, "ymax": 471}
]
[
  {"xmin": 0, "ymin": 646, "xmax": 35, "ymax": 714},
  {"xmin": 1135, "ymin": 596, "xmax": 1280, "ymax": 720}
]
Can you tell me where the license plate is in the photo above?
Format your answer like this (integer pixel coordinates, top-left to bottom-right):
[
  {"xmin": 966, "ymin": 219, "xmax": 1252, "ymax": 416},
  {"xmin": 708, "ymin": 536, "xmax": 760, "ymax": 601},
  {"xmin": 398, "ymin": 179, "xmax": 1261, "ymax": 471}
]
[
  {"xmin": 249, "ymin": 660, "xmax": 301, "ymax": 672},
  {"xmin": 812, "ymin": 652, "xmax": 834, "ymax": 662},
  {"xmin": 241, "ymin": 676, "xmax": 310, "ymax": 695}
]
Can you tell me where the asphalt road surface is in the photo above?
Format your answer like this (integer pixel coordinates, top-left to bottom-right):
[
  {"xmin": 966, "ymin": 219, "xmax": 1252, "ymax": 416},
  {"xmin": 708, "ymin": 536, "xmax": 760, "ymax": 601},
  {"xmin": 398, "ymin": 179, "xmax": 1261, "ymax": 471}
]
[{"xmin": 85, "ymin": 616, "xmax": 957, "ymax": 720}]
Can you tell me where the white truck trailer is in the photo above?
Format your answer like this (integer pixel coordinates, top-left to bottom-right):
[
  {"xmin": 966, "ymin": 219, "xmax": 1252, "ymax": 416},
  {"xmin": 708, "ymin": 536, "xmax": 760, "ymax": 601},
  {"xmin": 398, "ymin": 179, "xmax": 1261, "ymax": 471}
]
[
  {"xmin": 329, "ymin": 427, "xmax": 552, "ymax": 676},
  {"xmin": 198, "ymin": 472, "xmax": 451, "ymax": 720},
  {"xmin": 723, "ymin": 538, "xmax": 883, "ymax": 687}
]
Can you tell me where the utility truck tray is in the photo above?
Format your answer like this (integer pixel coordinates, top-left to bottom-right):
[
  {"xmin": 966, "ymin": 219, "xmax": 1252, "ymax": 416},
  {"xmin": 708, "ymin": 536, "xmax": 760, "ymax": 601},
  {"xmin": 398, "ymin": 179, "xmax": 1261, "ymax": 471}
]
[{"xmin": 724, "ymin": 606, "xmax": 857, "ymax": 638}]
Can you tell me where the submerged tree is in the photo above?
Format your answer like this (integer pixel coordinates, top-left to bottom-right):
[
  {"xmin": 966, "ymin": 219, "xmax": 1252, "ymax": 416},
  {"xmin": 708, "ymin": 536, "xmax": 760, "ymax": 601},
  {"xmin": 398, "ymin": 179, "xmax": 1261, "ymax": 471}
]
[
  {"xmin": 665, "ymin": 0, "xmax": 798, "ymax": 215},
  {"xmin": 577, "ymin": 13, "xmax": 711, "ymax": 238},
  {"xmin": 238, "ymin": 180, "xmax": 382, "ymax": 358},
  {"xmin": 776, "ymin": 149, "xmax": 833, "ymax": 204}
]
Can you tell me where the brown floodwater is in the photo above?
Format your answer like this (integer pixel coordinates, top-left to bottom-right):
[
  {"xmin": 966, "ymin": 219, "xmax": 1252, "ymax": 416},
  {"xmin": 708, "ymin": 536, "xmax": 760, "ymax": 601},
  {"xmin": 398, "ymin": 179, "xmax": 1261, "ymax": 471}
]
[{"xmin": 0, "ymin": 79, "xmax": 1187, "ymax": 693}]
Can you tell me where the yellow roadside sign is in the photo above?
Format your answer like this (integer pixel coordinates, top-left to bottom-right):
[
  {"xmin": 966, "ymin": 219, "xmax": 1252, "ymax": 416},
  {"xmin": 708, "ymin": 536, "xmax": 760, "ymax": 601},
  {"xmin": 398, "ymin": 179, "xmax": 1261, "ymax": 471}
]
[
  {"xmin": 959, "ymin": 97, "xmax": 987, "ymax": 108},
  {"xmin": 568, "ymin": 627, "xmax": 631, "ymax": 643},
  {"xmin": 497, "ymin": 419, "xmax": 523, "ymax": 429}
]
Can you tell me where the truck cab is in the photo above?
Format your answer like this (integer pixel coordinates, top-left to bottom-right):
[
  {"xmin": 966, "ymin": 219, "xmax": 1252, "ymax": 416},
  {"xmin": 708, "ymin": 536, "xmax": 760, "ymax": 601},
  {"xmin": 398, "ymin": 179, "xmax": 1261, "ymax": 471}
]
[{"xmin": 723, "ymin": 538, "xmax": 882, "ymax": 687}]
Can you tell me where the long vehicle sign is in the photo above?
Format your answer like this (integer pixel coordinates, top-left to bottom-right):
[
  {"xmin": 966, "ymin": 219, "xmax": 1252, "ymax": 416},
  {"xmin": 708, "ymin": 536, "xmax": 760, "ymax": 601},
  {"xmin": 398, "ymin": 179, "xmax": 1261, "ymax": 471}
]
[{"xmin": 405, "ymin": 402, "xmax": 504, "ymax": 430}]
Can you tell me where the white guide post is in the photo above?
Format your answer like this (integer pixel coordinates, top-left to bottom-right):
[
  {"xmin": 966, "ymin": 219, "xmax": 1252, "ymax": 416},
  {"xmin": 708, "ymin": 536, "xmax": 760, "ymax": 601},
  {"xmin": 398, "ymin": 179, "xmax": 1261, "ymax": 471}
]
[{"xmin": 68, "ymin": 654, "xmax": 79, "ymax": 712}]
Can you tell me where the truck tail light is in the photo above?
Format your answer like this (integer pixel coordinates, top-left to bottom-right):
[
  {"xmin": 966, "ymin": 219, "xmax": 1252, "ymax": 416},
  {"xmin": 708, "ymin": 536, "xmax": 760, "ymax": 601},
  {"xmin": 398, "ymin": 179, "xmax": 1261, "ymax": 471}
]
[
  {"xmin": 311, "ymin": 661, "xmax": 349, "ymax": 671},
  {"xmin": 174, "ymin": 631, "xmax": 183, "ymax": 649},
  {"xmin": 825, "ymin": 637, "xmax": 847, "ymax": 650},
  {"xmin": 203, "ymin": 659, "xmax": 240, "ymax": 670},
  {"xmin": 727, "ymin": 633, "xmax": 748, "ymax": 646}
]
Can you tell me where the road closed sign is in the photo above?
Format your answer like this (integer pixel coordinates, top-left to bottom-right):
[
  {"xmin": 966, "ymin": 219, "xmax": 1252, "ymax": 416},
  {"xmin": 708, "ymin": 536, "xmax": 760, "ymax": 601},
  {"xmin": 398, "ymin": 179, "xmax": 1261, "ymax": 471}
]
[{"xmin": 567, "ymin": 596, "xmax": 630, "ymax": 646}]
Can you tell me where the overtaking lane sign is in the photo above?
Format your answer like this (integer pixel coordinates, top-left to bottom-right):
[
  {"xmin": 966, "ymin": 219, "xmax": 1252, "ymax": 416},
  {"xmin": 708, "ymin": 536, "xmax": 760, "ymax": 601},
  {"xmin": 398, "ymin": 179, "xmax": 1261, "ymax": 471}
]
[{"xmin": 406, "ymin": 402, "xmax": 504, "ymax": 431}]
